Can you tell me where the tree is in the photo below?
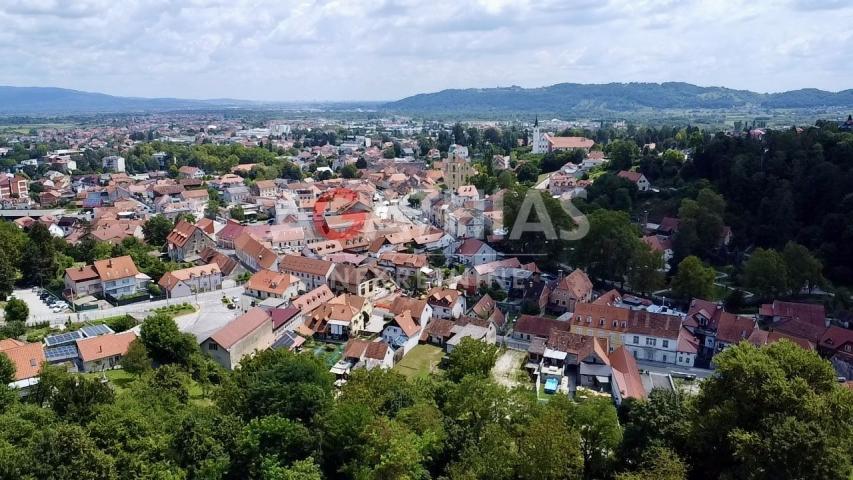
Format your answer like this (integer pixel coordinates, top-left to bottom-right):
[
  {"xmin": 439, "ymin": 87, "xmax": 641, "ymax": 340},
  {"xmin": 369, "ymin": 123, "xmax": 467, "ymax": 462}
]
[
  {"xmin": 445, "ymin": 337, "xmax": 499, "ymax": 382},
  {"xmin": 517, "ymin": 401, "xmax": 584, "ymax": 480},
  {"xmin": 497, "ymin": 170, "xmax": 517, "ymax": 189},
  {"xmin": 607, "ymin": 139, "xmax": 640, "ymax": 171},
  {"xmin": 20, "ymin": 222, "xmax": 57, "ymax": 286},
  {"xmin": 671, "ymin": 256, "xmax": 716, "ymax": 300},
  {"xmin": 0, "ymin": 254, "xmax": 16, "ymax": 300},
  {"xmin": 782, "ymin": 242, "xmax": 824, "ymax": 294},
  {"xmin": 28, "ymin": 423, "xmax": 117, "ymax": 480},
  {"xmin": 356, "ymin": 157, "xmax": 368, "ymax": 169},
  {"xmin": 351, "ymin": 417, "xmax": 428, "ymax": 480},
  {"xmin": 30, "ymin": 365, "xmax": 115, "ymax": 422},
  {"xmin": 616, "ymin": 447, "xmax": 687, "ymax": 480},
  {"xmin": 688, "ymin": 341, "xmax": 853, "ymax": 480},
  {"xmin": 121, "ymin": 339, "xmax": 151, "ymax": 376},
  {"xmin": 229, "ymin": 205, "xmax": 246, "ymax": 222},
  {"xmin": 628, "ymin": 245, "xmax": 665, "ymax": 295},
  {"xmin": 573, "ymin": 396, "xmax": 623, "ymax": 479},
  {"xmin": 619, "ymin": 389, "xmax": 690, "ymax": 467},
  {"xmin": 235, "ymin": 415, "xmax": 317, "ymax": 478},
  {"xmin": 743, "ymin": 248, "xmax": 788, "ymax": 299},
  {"xmin": 139, "ymin": 313, "xmax": 198, "ymax": 367},
  {"xmin": 3, "ymin": 298, "xmax": 28, "ymax": 323},
  {"xmin": 383, "ymin": 147, "xmax": 395, "ymax": 159},
  {"xmin": 142, "ymin": 215, "xmax": 174, "ymax": 247},
  {"xmin": 262, "ymin": 457, "xmax": 323, "ymax": 480},
  {"xmin": 340, "ymin": 163, "xmax": 359, "ymax": 179},
  {"xmin": 572, "ymin": 210, "xmax": 642, "ymax": 283},
  {"xmin": 216, "ymin": 349, "xmax": 333, "ymax": 422},
  {"xmin": 516, "ymin": 162, "xmax": 540, "ymax": 183},
  {"xmin": 0, "ymin": 354, "xmax": 14, "ymax": 386}
]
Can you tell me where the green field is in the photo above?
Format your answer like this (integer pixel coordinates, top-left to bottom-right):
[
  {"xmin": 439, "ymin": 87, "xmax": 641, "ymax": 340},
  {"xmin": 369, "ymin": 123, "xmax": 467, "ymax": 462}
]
[{"xmin": 393, "ymin": 344, "xmax": 445, "ymax": 379}]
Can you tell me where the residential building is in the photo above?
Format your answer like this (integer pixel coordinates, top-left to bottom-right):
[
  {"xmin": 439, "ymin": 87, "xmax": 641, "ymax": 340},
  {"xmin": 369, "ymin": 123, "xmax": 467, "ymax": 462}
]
[
  {"xmin": 329, "ymin": 263, "xmax": 394, "ymax": 299},
  {"xmin": 75, "ymin": 331, "xmax": 138, "ymax": 373},
  {"xmin": 512, "ymin": 315, "xmax": 572, "ymax": 342},
  {"xmin": 279, "ymin": 255, "xmax": 335, "ymax": 290},
  {"xmin": 245, "ymin": 269, "xmax": 303, "ymax": 301},
  {"xmin": 202, "ymin": 308, "xmax": 274, "ymax": 370},
  {"xmin": 549, "ymin": 268, "xmax": 593, "ymax": 313},
  {"xmin": 304, "ymin": 293, "xmax": 372, "ymax": 340},
  {"xmin": 0, "ymin": 339, "xmax": 45, "ymax": 387},
  {"xmin": 234, "ymin": 232, "xmax": 279, "ymax": 272},
  {"xmin": 158, "ymin": 264, "xmax": 223, "ymax": 299},
  {"xmin": 0, "ymin": 174, "xmax": 29, "ymax": 201},
  {"xmin": 166, "ymin": 219, "xmax": 214, "ymax": 262},
  {"xmin": 64, "ymin": 256, "xmax": 149, "ymax": 300},
  {"xmin": 102, "ymin": 155, "xmax": 126, "ymax": 173},
  {"xmin": 253, "ymin": 179, "xmax": 278, "ymax": 197},
  {"xmin": 426, "ymin": 287, "xmax": 466, "ymax": 320},
  {"xmin": 377, "ymin": 252, "xmax": 433, "ymax": 289},
  {"xmin": 454, "ymin": 238, "xmax": 497, "ymax": 266},
  {"xmin": 759, "ymin": 300, "xmax": 827, "ymax": 344},
  {"xmin": 617, "ymin": 170, "xmax": 651, "ymax": 192}
]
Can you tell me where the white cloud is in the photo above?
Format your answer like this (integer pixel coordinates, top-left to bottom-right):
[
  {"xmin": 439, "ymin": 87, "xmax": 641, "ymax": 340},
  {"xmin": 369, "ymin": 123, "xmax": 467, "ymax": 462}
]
[{"xmin": 0, "ymin": 0, "xmax": 849, "ymax": 101}]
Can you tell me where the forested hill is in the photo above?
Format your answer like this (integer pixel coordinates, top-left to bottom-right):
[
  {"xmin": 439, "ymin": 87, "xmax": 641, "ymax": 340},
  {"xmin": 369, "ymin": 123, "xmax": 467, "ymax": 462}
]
[{"xmin": 385, "ymin": 82, "xmax": 853, "ymax": 114}]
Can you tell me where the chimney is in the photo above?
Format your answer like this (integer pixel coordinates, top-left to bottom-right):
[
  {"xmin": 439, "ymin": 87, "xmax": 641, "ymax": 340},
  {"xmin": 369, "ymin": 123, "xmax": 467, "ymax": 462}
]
[{"xmin": 98, "ymin": 345, "xmax": 103, "ymax": 353}]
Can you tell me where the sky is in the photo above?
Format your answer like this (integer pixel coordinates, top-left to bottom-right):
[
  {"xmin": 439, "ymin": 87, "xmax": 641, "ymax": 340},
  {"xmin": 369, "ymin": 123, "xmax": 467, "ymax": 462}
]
[{"xmin": 0, "ymin": 0, "xmax": 851, "ymax": 101}]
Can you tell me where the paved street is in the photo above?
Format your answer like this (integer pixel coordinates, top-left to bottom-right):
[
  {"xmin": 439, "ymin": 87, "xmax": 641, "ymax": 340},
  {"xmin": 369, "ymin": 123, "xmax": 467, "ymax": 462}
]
[
  {"xmin": 636, "ymin": 359, "xmax": 715, "ymax": 380},
  {"xmin": 25, "ymin": 285, "xmax": 245, "ymax": 327}
]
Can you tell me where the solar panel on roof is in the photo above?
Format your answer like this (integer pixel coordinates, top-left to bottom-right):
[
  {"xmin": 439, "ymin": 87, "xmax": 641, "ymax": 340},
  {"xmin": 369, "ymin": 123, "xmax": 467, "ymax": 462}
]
[
  {"xmin": 44, "ymin": 344, "xmax": 80, "ymax": 362},
  {"xmin": 44, "ymin": 331, "xmax": 83, "ymax": 347},
  {"xmin": 80, "ymin": 324, "xmax": 113, "ymax": 338}
]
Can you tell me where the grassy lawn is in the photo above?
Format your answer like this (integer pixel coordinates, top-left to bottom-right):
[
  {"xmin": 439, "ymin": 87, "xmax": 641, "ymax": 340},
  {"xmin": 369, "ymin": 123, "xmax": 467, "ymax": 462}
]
[
  {"xmin": 393, "ymin": 344, "xmax": 445, "ymax": 380},
  {"xmin": 303, "ymin": 339, "xmax": 345, "ymax": 367},
  {"xmin": 154, "ymin": 303, "xmax": 197, "ymax": 318},
  {"xmin": 83, "ymin": 368, "xmax": 211, "ymax": 405}
]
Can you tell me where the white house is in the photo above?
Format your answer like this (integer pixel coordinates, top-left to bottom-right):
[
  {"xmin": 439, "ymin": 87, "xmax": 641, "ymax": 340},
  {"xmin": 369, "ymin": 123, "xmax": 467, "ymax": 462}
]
[{"xmin": 158, "ymin": 264, "xmax": 223, "ymax": 299}]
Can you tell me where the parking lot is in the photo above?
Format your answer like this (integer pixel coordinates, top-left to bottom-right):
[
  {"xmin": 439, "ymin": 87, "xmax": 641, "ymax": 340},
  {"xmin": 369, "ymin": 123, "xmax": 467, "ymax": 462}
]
[{"xmin": 8, "ymin": 288, "xmax": 70, "ymax": 321}]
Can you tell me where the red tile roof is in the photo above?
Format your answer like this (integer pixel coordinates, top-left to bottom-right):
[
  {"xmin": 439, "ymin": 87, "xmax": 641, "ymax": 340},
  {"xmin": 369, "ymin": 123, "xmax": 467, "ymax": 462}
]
[
  {"xmin": 609, "ymin": 346, "xmax": 646, "ymax": 400},
  {"xmin": 209, "ymin": 308, "xmax": 270, "ymax": 350}
]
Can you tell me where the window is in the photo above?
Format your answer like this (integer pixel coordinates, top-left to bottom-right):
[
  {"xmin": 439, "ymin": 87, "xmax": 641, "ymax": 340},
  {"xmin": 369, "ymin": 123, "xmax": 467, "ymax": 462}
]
[
  {"xmin": 633, "ymin": 336, "xmax": 639, "ymax": 344},
  {"xmin": 208, "ymin": 343, "xmax": 218, "ymax": 351},
  {"xmin": 662, "ymin": 354, "xmax": 667, "ymax": 363},
  {"xmin": 662, "ymin": 340, "xmax": 669, "ymax": 348},
  {"xmin": 599, "ymin": 319, "xmax": 604, "ymax": 326},
  {"xmin": 645, "ymin": 338, "xmax": 657, "ymax": 347},
  {"xmin": 612, "ymin": 321, "xmax": 618, "ymax": 328}
]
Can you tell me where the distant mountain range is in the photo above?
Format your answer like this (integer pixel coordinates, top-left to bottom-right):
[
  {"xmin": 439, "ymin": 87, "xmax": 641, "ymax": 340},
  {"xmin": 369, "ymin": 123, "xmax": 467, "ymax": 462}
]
[
  {"xmin": 385, "ymin": 82, "xmax": 853, "ymax": 115},
  {"xmin": 0, "ymin": 86, "xmax": 378, "ymax": 115},
  {"xmin": 2, "ymin": 82, "xmax": 853, "ymax": 116}
]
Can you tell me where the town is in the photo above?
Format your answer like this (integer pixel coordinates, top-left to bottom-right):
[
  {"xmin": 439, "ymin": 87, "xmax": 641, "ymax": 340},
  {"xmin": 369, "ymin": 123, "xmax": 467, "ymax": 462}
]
[{"xmin": 1, "ymin": 110, "xmax": 852, "ymax": 479}]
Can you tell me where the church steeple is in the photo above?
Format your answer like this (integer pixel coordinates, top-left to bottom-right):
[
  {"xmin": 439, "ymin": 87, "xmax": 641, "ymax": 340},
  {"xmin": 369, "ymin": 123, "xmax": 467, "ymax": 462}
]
[{"xmin": 534, "ymin": 115, "xmax": 539, "ymax": 127}]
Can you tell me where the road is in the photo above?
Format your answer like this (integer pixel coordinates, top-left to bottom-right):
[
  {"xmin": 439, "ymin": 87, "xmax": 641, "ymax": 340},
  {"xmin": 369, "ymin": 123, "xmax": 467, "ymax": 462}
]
[
  {"xmin": 24, "ymin": 285, "xmax": 245, "ymax": 327},
  {"xmin": 636, "ymin": 359, "xmax": 714, "ymax": 380}
]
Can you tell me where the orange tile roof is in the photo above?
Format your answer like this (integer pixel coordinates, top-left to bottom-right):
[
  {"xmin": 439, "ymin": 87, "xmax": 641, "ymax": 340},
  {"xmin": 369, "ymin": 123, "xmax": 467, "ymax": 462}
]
[
  {"xmin": 75, "ymin": 331, "xmax": 137, "ymax": 363},
  {"xmin": 93, "ymin": 255, "xmax": 140, "ymax": 281},
  {"xmin": 246, "ymin": 269, "xmax": 299, "ymax": 296},
  {"xmin": 0, "ymin": 341, "xmax": 44, "ymax": 380}
]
